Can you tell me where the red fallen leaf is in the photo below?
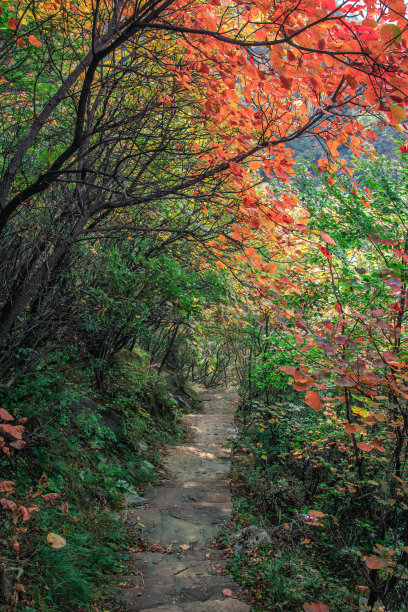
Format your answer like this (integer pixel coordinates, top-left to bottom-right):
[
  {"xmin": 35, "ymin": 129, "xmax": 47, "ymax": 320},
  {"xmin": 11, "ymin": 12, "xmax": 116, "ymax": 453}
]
[
  {"xmin": 0, "ymin": 481, "xmax": 15, "ymax": 492},
  {"xmin": 305, "ymin": 390, "xmax": 322, "ymax": 411},
  {"xmin": 250, "ymin": 218, "xmax": 260, "ymax": 230},
  {"xmin": 222, "ymin": 589, "xmax": 234, "ymax": 598},
  {"xmin": 8, "ymin": 17, "xmax": 20, "ymax": 30},
  {"xmin": 320, "ymin": 231, "xmax": 337, "ymax": 245},
  {"xmin": 303, "ymin": 603, "xmax": 329, "ymax": 612},
  {"xmin": 364, "ymin": 555, "xmax": 388, "ymax": 570},
  {"xmin": 357, "ymin": 442, "xmax": 373, "ymax": 452},
  {"xmin": 345, "ymin": 423, "xmax": 357, "ymax": 434},
  {"xmin": 401, "ymin": 142, "xmax": 408, "ymax": 154},
  {"xmin": 0, "ymin": 424, "xmax": 24, "ymax": 439},
  {"xmin": 16, "ymin": 37, "xmax": 24, "ymax": 48},
  {"xmin": 60, "ymin": 502, "xmax": 69, "ymax": 515},
  {"xmin": 0, "ymin": 408, "xmax": 14, "ymax": 421}
]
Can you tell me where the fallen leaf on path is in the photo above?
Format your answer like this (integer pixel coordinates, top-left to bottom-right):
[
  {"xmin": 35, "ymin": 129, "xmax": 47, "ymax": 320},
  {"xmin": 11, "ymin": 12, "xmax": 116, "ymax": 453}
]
[
  {"xmin": 222, "ymin": 589, "xmax": 234, "ymax": 597},
  {"xmin": 180, "ymin": 544, "xmax": 190, "ymax": 550}
]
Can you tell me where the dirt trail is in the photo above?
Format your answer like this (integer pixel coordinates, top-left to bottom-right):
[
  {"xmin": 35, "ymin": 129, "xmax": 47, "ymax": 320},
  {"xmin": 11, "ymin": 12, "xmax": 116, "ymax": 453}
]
[{"xmin": 120, "ymin": 388, "xmax": 250, "ymax": 612}]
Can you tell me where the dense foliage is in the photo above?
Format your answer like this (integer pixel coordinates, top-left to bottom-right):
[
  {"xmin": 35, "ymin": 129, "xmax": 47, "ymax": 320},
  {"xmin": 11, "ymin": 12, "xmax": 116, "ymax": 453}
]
[{"xmin": 2, "ymin": 0, "xmax": 408, "ymax": 609}]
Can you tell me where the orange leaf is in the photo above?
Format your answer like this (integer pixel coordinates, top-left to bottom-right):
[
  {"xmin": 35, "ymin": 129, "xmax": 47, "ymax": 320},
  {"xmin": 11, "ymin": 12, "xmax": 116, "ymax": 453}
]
[
  {"xmin": 245, "ymin": 247, "xmax": 257, "ymax": 258},
  {"xmin": 303, "ymin": 603, "xmax": 329, "ymax": 612},
  {"xmin": 8, "ymin": 17, "xmax": 20, "ymax": 30},
  {"xmin": 18, "ymin": 506, "xmax": 32, "ymax": 521},
  {"xmin": 364, "ymin": 555, "xmax": 387, "ymax": 570},
  {"xmin": 305, "ymin": 390, "xmax": 322, "ymax": 411},
  {"xmin": 10, "ymin": 440, "xmax": 26, "ymax": 450},
  {"xmin": 0, "ymin": 424, "xmax": 24, "ymax": 439},
  {"xmin": 308, "ymin": 510, "xmax": 325, "ymax": 518},
  {"xmin": 372, "ymin": 438, "xmax": 385, "ymax": 453},
  {"xmin": 0, "ymin": 498, "xmax": 17, "ymax": 512},
  {"xmin": 390, "ymin": 104, "xmax": 406, "ymax": 125},
  {"xmin": 280, "ymin": 366, "xmax": 296, "ymax": 376},
  {"xmin": 222, "ymin": 589, "xmax": 234, "ymax": 598},
  {"xmin": 42, "ymin": 493, "xmax": 59, "ymax": 502},
  {"xmin": 266, "ymin": 262, "xmax": 278, "ymax": 274},
  {"xmin": 357, "ymin": 442, "xmax": 373, "ymax": 452},
  {"xmin": 0, "ymin": 408, "xmax": 14, "ymax": 421},
  {"xmin": 249, "ymin": 160, "xmax": 261, "ymax": 170},
  {"xmin": 0, "ymin": 481, "xmax": 15, "ymax": 492},
  {"xmin": 28, "ymin": 35, "xmax": 42, "ymax": 47}
]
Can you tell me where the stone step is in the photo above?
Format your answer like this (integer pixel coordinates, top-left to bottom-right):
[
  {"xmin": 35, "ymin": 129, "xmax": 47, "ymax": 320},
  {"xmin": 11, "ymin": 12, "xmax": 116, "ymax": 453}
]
[
  {"xmin": 127, "ymin": 507, "xmax": 223, "ymax": 547},
  {"xmin": 141, "ymin": 598, "xmax": 250, "ymax": 611},
  {"xmin": 118, "ymin": 388, "xmax": 248, "ymax": 612},
  {"xmin": 144, "ymin": 484, "xmax": 232, "ymax": 507},
  {"xmin": 121, "ymin": 571, "xmax": 246, "ymax": 611}
]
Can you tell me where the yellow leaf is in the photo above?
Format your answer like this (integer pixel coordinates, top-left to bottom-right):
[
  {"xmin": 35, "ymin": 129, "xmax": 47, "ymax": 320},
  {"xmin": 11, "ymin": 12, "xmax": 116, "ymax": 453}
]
[
  {"xmin": 390, "ymin": 104, "xmax": 406, "ymax": 125},
  {"xmin": 46, "ymin": 532, "xmax": 66, "ymax": 549}
]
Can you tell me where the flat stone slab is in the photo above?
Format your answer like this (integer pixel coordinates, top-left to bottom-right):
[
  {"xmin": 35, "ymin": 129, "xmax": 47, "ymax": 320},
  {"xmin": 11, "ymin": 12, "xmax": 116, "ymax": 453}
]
[
  {"xmin": 120, "ymin": 388, "xmax": 249, "ymax": 611},
  {"xmin": 142, "ymin": 603, "xmax": 249, "ymax": 612}
]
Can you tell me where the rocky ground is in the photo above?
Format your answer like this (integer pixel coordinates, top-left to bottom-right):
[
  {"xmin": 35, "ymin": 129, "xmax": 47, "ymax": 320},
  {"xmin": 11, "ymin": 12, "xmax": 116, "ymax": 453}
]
[{"xmin": 119, "ymin": 388, "xmax": 250, "ymax": 612}]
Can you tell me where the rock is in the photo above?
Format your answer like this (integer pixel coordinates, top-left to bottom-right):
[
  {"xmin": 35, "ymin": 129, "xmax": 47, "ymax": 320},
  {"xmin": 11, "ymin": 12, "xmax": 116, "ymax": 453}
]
[
  {"xmin": 70, "ymin": 396, "xmax": 126, "ymax": 443},
  {"xmin": 242, "ymin": 525, "xmax": 272, "ymax": 548},
  {"xmin": 230, "ymin": 525, "xmax": 272, "ymax": 550},
  {"xmin": 125, "ymin": 494, "xmax": 147, "ymax": 507}
]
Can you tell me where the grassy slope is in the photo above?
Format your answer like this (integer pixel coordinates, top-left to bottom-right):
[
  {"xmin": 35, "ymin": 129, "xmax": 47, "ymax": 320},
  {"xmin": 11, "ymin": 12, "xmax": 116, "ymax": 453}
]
[{"xmin": 0, "ymin": 348, "xmax": 197, "ymax": 611}]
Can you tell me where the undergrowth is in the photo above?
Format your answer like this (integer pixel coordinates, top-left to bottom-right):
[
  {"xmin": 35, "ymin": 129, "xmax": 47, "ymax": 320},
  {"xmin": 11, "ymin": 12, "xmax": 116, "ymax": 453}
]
[
  {"xmin": 0, "ymin": 347, "xmax": 190, "ymax": 610},
  {"xmin": 222, "ymin": 398, "xmax": 366, "ymax": 612}
]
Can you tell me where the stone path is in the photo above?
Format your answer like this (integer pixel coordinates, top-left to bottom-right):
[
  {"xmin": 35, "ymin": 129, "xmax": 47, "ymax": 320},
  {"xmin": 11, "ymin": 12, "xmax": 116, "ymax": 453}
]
[{"xmin": 120, "ymin": 388, "xmax": 250, "ymax": 612}]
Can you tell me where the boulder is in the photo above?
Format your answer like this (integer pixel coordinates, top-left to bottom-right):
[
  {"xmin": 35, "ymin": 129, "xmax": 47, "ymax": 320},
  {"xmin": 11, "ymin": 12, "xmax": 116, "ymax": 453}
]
[
  {"xmin": 70, "ymin": 396, "xmax": 126, "ymax": 443},
  {"xmin": 231, "ymin": 525, "xmax": 272, "ymax": 550},
  {"xmin": 125, "ymin": 494, "xmax": 147, "ymax": 507}
]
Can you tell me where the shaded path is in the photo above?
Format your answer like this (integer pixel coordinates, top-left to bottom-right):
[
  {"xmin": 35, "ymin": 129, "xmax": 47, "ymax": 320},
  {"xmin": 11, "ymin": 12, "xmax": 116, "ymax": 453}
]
[{"xmin": 121, "ymin": 388, "xmax": 250, "ymax": 611}]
